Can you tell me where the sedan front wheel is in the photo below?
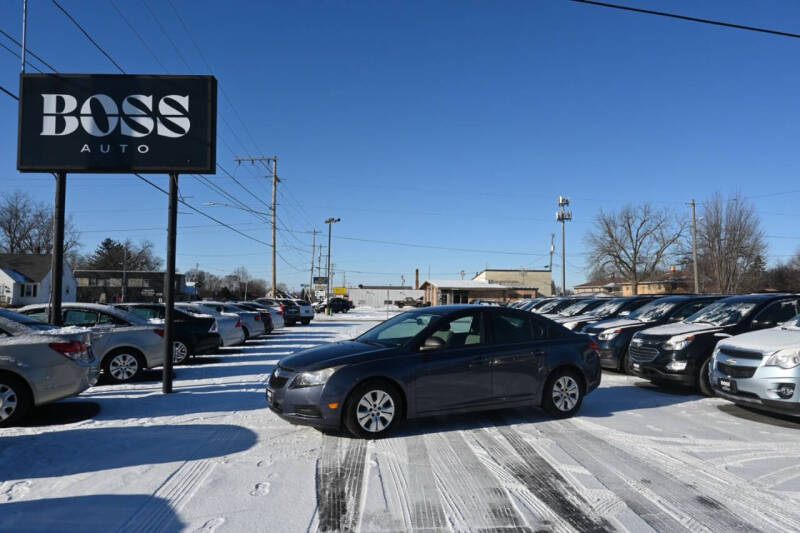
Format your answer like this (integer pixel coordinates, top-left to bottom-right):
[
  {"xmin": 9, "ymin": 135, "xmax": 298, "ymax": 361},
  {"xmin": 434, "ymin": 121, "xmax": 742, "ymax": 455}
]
[
  {"xmin": 344, "ymin": 381, "xmax": 403, "ymax": 438},
  {"xmin": 543, "ymin": 369, "xmax": 583, "ymax": 418}
]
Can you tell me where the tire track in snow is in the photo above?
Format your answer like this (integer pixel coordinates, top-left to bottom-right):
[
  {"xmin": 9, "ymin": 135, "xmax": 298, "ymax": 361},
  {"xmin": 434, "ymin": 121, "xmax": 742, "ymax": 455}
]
[
  {"xmin": 484, "ymin": 423, "xmax": 613, "ymax": 533},
  {"xmin": 427, "ymin": 430, "xmax": 532, "ymax": 532},
  {"xmin": 538, "ymin": 420, "xmax": 764, "ymax": 533},
  {"xmin": 316, "ymin": 434, "xmax": 368, "ymax": 533},
  {"xmin": 405, "ymin": 437, "xmax": 449, "ymax": 531}
]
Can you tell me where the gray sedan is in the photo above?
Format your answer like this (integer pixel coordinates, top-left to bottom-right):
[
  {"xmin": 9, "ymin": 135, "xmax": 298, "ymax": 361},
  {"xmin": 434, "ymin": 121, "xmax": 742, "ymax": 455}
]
[
  {"xmin": 0, "ymin": 308, "xmax": 98, "ymax": 426},
  {"xmin": 18, "ymin": 303, "xmax": 165, "ymax": 383}
]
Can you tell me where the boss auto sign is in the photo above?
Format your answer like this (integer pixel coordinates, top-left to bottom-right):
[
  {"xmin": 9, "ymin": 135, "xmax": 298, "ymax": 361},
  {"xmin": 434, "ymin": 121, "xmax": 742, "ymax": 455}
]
[{"xmin": 17, "ymin": 74, "xmax": 216, "ymax": 173}]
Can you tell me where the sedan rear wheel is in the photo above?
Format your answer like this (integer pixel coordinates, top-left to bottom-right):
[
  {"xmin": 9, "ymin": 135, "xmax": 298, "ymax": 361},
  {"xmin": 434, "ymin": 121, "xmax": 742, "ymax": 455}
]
[
  {"xmin": 543, "ymin": 369, "xmax": 583, "ymax": 418},
  {"xmin": 104, "ymin": 351, "xmax": 143, "ymax": 383},
  {"xmin": 345, "ymin": 381, "xmax": 403, "ymax": 438},
  {"xmin": 0, "ymin": 374, "xmax": 32, "ymax": 427},
  {"xmin": 173, "ymin": 340, "xmax": 190, "ymax": 364}
]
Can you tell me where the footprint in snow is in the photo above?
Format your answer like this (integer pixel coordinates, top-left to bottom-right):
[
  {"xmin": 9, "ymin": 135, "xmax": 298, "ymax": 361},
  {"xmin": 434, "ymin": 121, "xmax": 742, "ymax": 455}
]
[
  {"xmin": 2, "ymin": 480, "xmax": 31, "ymax": 502},
  {"xmin": 192, "ymin": 517, "xmax": 226, "ymax": 532},
  {"xmin": 249, "ymin": 482, "xmax": 271, "ymax": 496}
]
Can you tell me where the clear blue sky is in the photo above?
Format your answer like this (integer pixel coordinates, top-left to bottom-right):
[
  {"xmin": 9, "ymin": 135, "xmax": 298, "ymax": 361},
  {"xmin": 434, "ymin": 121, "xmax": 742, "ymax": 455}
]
[{"xmin": 2, "ymin": 0, "xmax": 800, "ymax": 292}]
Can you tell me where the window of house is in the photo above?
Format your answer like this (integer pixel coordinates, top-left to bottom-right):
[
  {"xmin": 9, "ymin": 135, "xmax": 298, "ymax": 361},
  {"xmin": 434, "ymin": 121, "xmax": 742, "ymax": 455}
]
[
  {"xmin": 23, "ymin": 284, "xmax": 37, "ymax": 298},
  {"xmin": 77, "ymin": 278, "xmax": 89, "ymax": 287}
]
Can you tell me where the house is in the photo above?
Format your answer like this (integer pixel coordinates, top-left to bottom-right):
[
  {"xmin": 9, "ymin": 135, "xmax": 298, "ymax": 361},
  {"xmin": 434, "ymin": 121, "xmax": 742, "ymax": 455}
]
[
  {"xmin": 419, "ymin": 279, "xmax": 540, "ymax": 305},
  {"xmin": 574, "ymin": 267, "xmax": 691, "ymax": 296},
  {"xmin": 73, "ymin": 270, "xmax": 193, "ymax": 303},
  {"xmin": 472, "ymin": 268, "xmax": 553, "ymax": 297},
  {"xmin": 0, "ymin": 254, "xmax": 77, "ymax": 307}
]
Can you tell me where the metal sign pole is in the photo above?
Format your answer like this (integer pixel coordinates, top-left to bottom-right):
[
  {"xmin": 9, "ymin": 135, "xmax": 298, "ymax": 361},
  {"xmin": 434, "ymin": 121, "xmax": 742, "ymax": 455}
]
[
  {"xmin": 49, "ymin": 171, "xmax": 66, "ymax": 326},
  {"xmin": 162, "ymin": 172, "xmax": 178, "ymax": 394}
]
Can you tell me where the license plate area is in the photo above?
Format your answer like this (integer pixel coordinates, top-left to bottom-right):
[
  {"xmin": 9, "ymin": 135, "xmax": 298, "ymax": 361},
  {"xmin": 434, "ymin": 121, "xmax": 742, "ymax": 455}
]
[{"xmin": 719, "ymin": 377, "xmax": 737, "ymax": 393}]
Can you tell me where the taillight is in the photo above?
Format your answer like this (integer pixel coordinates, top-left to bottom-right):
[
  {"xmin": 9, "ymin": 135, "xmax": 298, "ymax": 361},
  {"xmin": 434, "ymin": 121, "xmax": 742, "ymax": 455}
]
[
  {"xmin": 209, "ymin": 320, "xmax": 218, "ymax": 333},
  {"xmin": 235, "ymin": 319, "xmax": 242, "ymax": 328},
  {"xmin": 49, "ymin": 341, "xmax": 88, "ymax": 362},
  {"xmin": 277, "ymin": 310, "xmax": 283, "ymax": 316},
  {"xmin": 153, "ymin": 328, "xmax": 165, "ymax": 338},
  {"xmin": 588, "ymin": 339, "xmax": 599, "ymax": 352},
  {"xmin": 280, "ymin": 304, "xmax": 285, "ymax": 312},
  {"xmin": 255, "ymin": 314, "xmax": 261, "ymax": 321}
]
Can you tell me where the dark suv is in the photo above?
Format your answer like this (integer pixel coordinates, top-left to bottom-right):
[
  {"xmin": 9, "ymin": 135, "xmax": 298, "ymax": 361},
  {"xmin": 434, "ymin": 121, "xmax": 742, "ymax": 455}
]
[
  {"xmin": 259, "ymin": 298, "xmax": 301, "ymax": 326},
  {"xmin": 315, "ymin": 298, "xmax": 351, "ymax": 314},
  {"xmin": 114, "ymin": 303, "xmax": 221, "ymax": 364},
  {"xmin": 628, "ymin": 293, "xmax": 800, "ymax": 395},
  {"xmin": 584, "ymin": 295, "xmax": 720, "ymax": 372}
]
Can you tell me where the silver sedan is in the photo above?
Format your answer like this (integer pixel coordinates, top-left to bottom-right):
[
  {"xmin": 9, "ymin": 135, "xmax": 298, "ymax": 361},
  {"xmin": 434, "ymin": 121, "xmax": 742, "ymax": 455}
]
[{"xmin": 0, "ymin": 308, "xmax": 98, "ymax": 426}]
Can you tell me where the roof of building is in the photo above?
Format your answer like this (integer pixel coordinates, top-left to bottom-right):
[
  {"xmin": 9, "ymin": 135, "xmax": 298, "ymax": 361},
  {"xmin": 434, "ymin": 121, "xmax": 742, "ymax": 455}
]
[
  {"xmin": 575, "ymin": 271, "xmax": 690, "ymax": 289},
  {"xmin": 0, "ymin": 254, "xmax": 53, "ymax": 283},
  {"xmin": 354, "ymin": 285, "xmax": 414, "ymax": 290},
  {"xmin": 475, "ymin": 268, "xmax": 551, "ymax": 274},
  {"xmin": 420, "ymin": 279, "xmax": 513, "ymax": 290}
]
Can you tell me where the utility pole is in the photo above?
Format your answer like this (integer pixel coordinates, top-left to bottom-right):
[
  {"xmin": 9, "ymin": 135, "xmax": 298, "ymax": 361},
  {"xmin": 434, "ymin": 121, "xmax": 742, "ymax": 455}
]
[
  {"xmin": 548, "ymin": 233, "xmax": 555, "ymax": 271},
  {"xmin": 690, "ymin": 199, "xmax": 700, "ymax": 293},
  {"xmin": 309, "ymin": 229, "xmax": 317, "ymax": 301},
  {"xmin": 325, "ymin": 217, "xmax": 341, "ymax": 309},
  {"xmin": 317, "ymin": 245, "xmax": 323, "ymax": 278},
  {"xmin": 556, "ymin": 196, "xmax": 572, "ymax": 296},
  {"xmin": 234, "ymin": 156, "xmax": 279, "ymax": 296}
]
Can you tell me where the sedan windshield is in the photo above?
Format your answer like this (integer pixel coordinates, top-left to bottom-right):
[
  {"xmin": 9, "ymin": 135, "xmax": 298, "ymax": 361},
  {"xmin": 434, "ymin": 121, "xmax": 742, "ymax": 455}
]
[
  {"xmin": 357, "ymin": 312, "xmax": 441, "ymax": 347},
  {"xmin": 685, "ymin": 301, "xmax": 757, "ymax": 327},
  {"xmin": 628, "ymin": 301, "xmax": 676, "ymax": 323},
  {"xmin": 587, "ymin": 298, "xmax": 625, "ymax": 317}
]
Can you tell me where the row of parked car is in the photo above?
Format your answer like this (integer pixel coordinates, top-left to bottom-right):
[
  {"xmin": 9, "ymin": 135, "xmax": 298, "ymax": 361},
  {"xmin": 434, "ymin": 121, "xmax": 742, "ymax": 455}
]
[
  {"xmin": 0, "ymin": 297, "xmax": 316, "ymax": 426},
  {"xmin": 511, "ymin": 292, "xmax": 800, "ymax": 418}
]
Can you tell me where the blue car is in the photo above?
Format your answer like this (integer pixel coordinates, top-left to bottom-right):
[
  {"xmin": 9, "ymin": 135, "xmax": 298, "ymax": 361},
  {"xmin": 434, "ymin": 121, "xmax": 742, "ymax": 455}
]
[{"xmin": 266, "ymin": 304, "xmax": 601, "ymax": 437}]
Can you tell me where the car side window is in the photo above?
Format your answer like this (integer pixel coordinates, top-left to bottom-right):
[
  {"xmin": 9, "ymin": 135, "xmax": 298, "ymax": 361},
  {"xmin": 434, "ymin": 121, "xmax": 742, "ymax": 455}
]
[
  {"xmin": 427, "ymin": 312, "xmax": 483, "ymax": 348},
  {"xmin": 64, "ymin": 310, "xmax": 99, "ymax": 327},
  {"xmin": 99, "ymin": 313, "xmax": 130, "ymax": 326},
  {"xmin": 755, "ymin": 300, "xmax": 800, "ymax": 325},
  {"xmin": 491, "ymin": 312, "xmax": 535, "ymax": 344},
  {"xmin": 129, "ymin": 307, "xmax": 158, "ymax": 320},
  {"xmin": 25, "ymin": 310, "xmax": 49, "ymax": 322}
]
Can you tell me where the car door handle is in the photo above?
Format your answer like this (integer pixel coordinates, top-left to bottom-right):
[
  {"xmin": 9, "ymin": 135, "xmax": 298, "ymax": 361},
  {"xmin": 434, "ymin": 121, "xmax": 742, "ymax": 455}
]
[{"xmin": 533, "ymin": 349, "xmax": 546, "ymax": 357}]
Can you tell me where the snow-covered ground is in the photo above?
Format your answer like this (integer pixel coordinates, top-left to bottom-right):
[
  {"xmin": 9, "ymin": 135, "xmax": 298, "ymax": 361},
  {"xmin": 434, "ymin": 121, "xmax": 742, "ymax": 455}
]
[{"xmin": 2, "ymin": 317, "xmax": 800, "ymax": 532}]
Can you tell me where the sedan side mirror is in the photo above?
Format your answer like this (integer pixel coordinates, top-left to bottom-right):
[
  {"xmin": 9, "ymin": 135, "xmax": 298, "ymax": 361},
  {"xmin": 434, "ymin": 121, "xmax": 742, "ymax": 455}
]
[
  {"xmin": 420, "ymin": 336, "xmax": 446, "ymax": 352},
  {"xmin": 751, "ymin": 319, "xmax": 773, "ymax": 330}
]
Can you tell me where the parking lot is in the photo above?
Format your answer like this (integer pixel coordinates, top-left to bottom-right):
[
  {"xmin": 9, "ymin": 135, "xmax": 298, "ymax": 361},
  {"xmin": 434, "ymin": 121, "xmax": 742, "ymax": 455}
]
[{"xmin": 1, "ymin": 310, "xmax": 800, "ymax": 533}]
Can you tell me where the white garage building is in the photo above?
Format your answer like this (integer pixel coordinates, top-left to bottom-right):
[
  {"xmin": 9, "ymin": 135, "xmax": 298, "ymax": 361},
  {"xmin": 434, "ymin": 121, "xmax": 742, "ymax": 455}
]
[{"xmin": 348, "ymin": 286, "xmax": 424, "ymax": 308}]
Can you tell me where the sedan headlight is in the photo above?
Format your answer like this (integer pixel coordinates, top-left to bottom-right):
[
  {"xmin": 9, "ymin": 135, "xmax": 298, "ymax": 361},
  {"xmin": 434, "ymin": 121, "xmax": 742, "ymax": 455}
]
[
  {"xmin": 598, "ymin": 328, "xmax": 621, "ymax": 341},
  {"xmin": 663, "ymin": 335, "xmax": 694, "ymax": 351},
  {"xmin": 291, "ymin": 367, "xmax": 338, "ymax": 388},
  {"xmin": 765, "ymin": 349, "xmax": 800, "ymax": 369}
]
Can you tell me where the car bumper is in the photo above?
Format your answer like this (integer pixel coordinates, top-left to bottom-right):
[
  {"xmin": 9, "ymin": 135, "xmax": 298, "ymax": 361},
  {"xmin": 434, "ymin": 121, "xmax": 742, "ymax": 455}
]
[
  {"xmin": 34, "ymin": 363, "xmax": 99, "ymax": 406},
  {"xmin": 710, "ymin": 365, "xmax": 800, "ymax": 416},
  {"xmin": 598, "ymin": 343, "xmax": 625, "ymax": 370},
  {"xmin": 630, "ymin": 361, "xmax": 697, "ymax": 386},
  {"xmin": 221, "ymin": 328, "xmax": 246, "ymax": 346},
  {"xmin": 266, "ymin": 384, "xmax": 341, "ymax": 430}
]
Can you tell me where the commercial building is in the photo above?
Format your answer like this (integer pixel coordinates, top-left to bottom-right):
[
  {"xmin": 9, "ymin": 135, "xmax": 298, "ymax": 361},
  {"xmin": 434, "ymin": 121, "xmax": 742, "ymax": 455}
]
[
  {"xmin": 574, "ymin": 267, "xmax": 691, "ymax": 296},
  {"xmin": 419, "ymin": 279, "xmax": 540, "ymax": 305},
  {"xmin": 73, "ymin": 270, "xmax": 194, "ymax": 304},
  {"xmin": 472, "ymin": 268, "xmax": 553, "ymax": 297},
  {"xmin": 348, "ymin": 285, "xmax": 424, "ymax": 308}
]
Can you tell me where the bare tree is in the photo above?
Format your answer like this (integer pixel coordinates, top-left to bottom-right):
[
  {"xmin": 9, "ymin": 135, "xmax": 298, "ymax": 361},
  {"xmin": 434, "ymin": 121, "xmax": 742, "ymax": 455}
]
[
  {"xmin": 585, "ymin": 203, "xmax": 685, "ymax": 295},
  {"xmin": 697, "ymin": 192, "xmax": 766, "ymax": 294},
  {"xmin": 0, "ymin": 190, "xmax": 82, "ymax": 259}
]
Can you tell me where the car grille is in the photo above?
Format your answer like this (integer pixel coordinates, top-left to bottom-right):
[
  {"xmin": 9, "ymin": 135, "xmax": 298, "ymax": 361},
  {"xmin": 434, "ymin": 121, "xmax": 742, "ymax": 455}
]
[
  {"xmin": 717, "ymin": 347, "xmax": 763, "ymax": 360},
  {"xmin": 269, "ymin": 367, "xmax": 293, "ymax": 388},
  {"xmin": 717, "ymin": 362, "xmax": 757, "ymax": 379},
  {"xmin": 630, "ymin": 345, "xmax": 659, "ymax": 362}
]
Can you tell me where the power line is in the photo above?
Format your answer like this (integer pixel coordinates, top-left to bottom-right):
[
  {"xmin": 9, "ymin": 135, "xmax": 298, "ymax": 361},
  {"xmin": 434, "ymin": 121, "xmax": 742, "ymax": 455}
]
[
  {"xmin": 0, "ymin": 40, "xmax": 44, "ymax": 73},
  {"xmin": 0, "ymin": 28, "xmax": 59, "ymax": 71},
  {"xmin": 569, "ymin": 0, "xmax": 800, "ymax": 40},
  {"xmin": 0, "ymin": 84, "xmax": 18, "ymax": 100},
  {"xmin": 108, "ymin": 0, "xmax": 168, "ymax": 72},
  {"xmin": 51, "ymin": 0, "xmax": 126, "ymax": 73}
]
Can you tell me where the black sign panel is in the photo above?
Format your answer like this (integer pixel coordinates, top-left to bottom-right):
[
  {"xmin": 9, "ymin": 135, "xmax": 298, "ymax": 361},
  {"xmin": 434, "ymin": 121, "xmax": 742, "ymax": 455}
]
[{"xmin": 17, "ymin": 74, "xmax": 216, "ymax": 173}]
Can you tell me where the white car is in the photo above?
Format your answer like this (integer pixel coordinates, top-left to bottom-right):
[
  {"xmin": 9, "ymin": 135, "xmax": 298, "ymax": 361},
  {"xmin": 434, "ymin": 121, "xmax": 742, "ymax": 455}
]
[
  {"xmin": 236, "ymin": 301, "xmax": 285, "ymax": 331},
  {"xmin": 292, "ymin": 299, "xmax": 314, "ymax": 325},
  {"xmin": 194, "ymin": 301, "xmax": 265, "ymax": 339},
  {"xmin": 176, "ymin": 303, "xmax": 245, "ymax": 347}
]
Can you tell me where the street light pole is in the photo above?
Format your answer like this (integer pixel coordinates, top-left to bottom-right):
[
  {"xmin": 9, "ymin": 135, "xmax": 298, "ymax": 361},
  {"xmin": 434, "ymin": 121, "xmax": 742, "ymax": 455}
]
[{"xmin": 325, "ymin": 217, "xmax": 340, "ymax": 310}]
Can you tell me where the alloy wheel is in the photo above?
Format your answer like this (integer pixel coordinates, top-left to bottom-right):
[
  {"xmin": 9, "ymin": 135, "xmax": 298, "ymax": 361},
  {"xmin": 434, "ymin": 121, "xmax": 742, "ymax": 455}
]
[
  {"xmin": 109, "ymin": 353, "xmax": 139, "ymax": 381},
  {"xmin": 356, "ymin": 390, "xmax": 395, "ymax": 433},
  {"xmin": 552, "ymin": 376, "xmax": 580, "ymax": 412},
  {"xmin": 0, "ymin": 384, "xmax": 18, "ymax": 421},
  {"xmin": 173, "ymin": 341, "xmax": 189, "ymax": 363}
]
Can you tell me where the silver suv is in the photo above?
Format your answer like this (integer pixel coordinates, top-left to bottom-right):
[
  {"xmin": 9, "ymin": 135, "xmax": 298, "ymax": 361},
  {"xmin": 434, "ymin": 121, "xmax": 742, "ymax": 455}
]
[{"xmin": 710, "ymin": 315, "xmax": 800, "ymax": 417}]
